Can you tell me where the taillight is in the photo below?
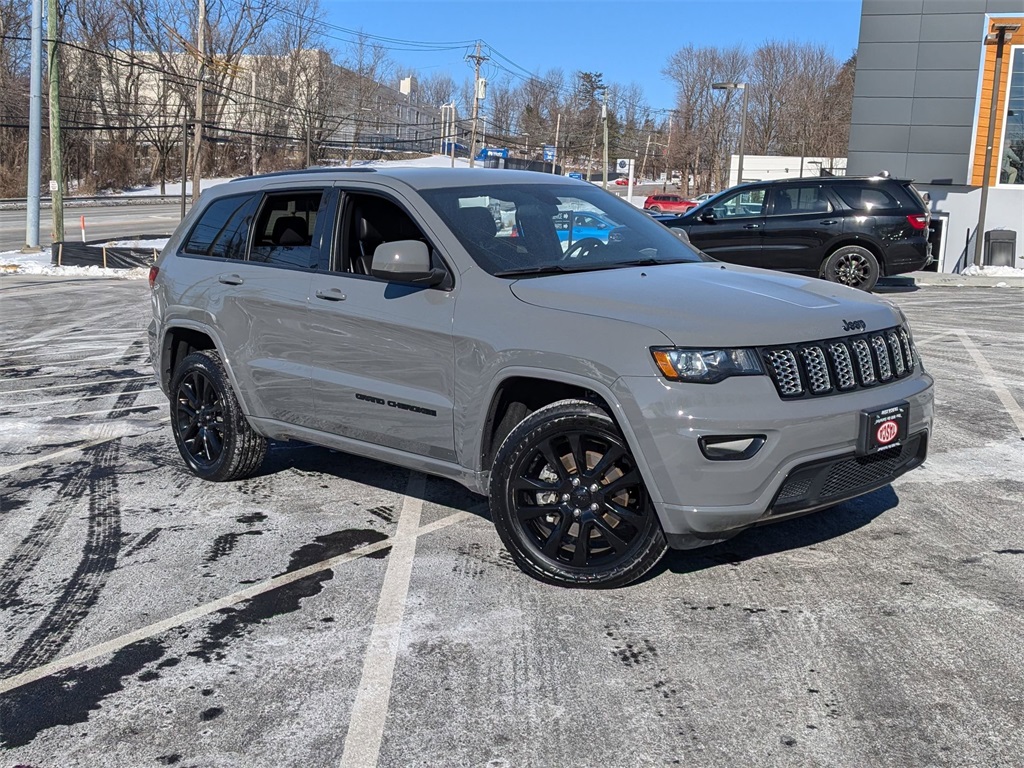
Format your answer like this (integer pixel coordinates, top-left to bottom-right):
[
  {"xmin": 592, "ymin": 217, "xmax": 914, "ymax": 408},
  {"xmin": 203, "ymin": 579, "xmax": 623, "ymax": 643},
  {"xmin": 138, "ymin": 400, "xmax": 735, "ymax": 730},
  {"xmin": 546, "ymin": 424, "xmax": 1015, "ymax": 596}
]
[
  {"xmin": 906, "ymin": 214, "xmax": 929, "ymax": 231},
  {"xmin": 148, "ymin": 266, "xmax": 159, "ymax": 288}
]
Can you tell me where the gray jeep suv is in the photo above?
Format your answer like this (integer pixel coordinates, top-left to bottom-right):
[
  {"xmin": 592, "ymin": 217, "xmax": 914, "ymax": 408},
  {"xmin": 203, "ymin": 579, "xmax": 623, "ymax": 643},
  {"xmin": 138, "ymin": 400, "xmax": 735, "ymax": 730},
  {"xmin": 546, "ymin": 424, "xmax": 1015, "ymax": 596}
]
[{"xmin": 149, "ymin": 168, "xmax": 933, "ymax": 588}]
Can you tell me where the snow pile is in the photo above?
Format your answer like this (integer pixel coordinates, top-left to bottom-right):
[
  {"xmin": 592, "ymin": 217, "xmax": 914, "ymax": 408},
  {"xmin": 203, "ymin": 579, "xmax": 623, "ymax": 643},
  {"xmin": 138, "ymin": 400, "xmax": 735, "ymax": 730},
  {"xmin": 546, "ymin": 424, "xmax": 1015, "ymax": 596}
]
[
  {"xmin": 0, "ymin": 247, "xmax": 149, "ymax": 279},
  {"xmin": 961, "ymin": 263, "xmax": 1024, "ymax": 277},
  {"xmin": 87, "ymin": 238, "xmax": 170, "ymax": 250}
]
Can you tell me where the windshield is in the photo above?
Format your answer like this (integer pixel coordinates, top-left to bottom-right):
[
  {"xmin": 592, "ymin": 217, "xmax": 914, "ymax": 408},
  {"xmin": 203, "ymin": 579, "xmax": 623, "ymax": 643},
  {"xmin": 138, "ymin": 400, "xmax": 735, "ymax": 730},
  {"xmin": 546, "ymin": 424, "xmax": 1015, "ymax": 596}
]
[{"xmin": 420, "ymin": 183, "xmax": 708, "ymax": 276}]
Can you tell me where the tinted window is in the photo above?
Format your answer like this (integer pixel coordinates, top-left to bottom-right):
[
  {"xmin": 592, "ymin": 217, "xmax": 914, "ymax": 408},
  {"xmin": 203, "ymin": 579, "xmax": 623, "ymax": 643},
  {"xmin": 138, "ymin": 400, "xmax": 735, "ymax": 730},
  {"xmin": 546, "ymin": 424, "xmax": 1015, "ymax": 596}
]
[
  {"xmin": 250, "ymin": 191, "xmax": 323, "ymax": 268},
  {"xmin": 337, "ymin": 193, "xmax": 433, "ymax": 277},
  {"xmin": 772, "ymin": 185, "xmax": 833, "ymax": 215},
  {"xmin": 183, "ymin": 194, "xmax": 256, "ymax": 259},
  {"xmin": 834, "ymin": 185, "xmax": 900, "ymax": 211},
  {"xmin": 711, "ymin": 187, "xmax": 766, "ymax": 218}
]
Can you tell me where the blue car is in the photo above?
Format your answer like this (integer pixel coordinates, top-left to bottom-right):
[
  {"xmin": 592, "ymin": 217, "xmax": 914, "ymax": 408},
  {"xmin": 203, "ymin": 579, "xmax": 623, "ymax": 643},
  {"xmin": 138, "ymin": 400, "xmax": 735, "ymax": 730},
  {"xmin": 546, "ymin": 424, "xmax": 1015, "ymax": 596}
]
[{"xmin": 553, "ymin": 211, "xmax": 625, "ymax": 248}]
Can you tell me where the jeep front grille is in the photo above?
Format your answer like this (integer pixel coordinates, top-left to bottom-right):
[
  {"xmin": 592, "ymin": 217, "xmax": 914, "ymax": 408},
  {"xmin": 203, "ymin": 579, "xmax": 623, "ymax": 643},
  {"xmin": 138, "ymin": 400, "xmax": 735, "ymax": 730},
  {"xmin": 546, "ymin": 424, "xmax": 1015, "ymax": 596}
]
[{"xmin": 760, "ymin": 325, "xmax": 916, "ymax": 399}]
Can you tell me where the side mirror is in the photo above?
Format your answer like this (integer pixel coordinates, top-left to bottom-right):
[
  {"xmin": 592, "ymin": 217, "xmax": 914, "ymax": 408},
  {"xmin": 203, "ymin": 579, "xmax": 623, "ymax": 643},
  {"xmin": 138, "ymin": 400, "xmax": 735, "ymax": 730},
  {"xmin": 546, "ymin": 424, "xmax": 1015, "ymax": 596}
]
[
  {"xmin": 371, "ymin": 240, "xmax": 446, "ymax": 287},
  {"xmin": 699, "ymin": 209, "xmax": 716, "ymax": 223}
]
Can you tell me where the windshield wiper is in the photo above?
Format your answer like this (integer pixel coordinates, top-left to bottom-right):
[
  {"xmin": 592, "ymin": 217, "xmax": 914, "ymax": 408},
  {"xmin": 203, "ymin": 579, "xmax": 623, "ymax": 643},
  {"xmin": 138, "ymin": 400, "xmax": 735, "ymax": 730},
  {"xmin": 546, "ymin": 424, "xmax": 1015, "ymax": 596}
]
[
  {"xmin": 616, "ymin": 257, "xmax": 693, "ymax": 267},
  {"xmin": 493, "ymin": 264, "xmax": 576, "ymax": 277}
]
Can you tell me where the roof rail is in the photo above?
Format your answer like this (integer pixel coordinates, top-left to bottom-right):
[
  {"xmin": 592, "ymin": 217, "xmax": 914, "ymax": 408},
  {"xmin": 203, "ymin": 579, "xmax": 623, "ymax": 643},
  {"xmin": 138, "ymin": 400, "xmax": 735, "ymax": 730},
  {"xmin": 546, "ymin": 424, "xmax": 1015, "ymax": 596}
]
[{"xmin": 229, "ymin": 167, "xmax": 377, "ymax": 182}]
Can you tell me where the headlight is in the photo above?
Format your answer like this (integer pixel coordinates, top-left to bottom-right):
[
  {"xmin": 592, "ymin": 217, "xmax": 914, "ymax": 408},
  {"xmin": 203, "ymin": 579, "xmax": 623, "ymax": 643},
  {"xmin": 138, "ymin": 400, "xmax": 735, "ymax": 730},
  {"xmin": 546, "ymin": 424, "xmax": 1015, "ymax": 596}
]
[{"xmin": 650, "ymin": 347, "xmax": 763, "ymax": 383}]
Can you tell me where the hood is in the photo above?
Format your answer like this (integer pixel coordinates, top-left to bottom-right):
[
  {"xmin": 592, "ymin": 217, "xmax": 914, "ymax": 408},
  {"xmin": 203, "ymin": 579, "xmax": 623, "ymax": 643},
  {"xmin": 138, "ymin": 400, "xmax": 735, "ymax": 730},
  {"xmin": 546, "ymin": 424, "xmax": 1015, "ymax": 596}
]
[{"xmin": 510, "ymin": 262, "xmax": 902, "ymax": 347}]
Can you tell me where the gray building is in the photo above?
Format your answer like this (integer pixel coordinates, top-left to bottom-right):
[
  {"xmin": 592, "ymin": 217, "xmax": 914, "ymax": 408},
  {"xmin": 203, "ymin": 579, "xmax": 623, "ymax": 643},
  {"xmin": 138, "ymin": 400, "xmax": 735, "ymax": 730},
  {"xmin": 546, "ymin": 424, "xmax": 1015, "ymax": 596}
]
[{"xmin": 848, "ymin": 0, "xmax": 1024, "ymax": 271}]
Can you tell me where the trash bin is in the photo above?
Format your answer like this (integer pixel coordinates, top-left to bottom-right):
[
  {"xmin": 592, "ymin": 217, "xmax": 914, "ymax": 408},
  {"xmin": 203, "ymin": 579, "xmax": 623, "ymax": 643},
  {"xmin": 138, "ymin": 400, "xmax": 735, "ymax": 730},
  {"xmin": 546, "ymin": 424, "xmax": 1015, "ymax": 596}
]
[{"xmin": 983, "ymin": 230, "xmax": 1016, "ymax": 267}]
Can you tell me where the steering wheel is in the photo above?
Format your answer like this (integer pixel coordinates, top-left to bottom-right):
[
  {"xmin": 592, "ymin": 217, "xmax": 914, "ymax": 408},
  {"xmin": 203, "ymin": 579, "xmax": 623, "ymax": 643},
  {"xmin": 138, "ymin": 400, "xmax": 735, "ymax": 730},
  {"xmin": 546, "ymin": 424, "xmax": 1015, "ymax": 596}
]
[{"xmin": 562, "ymin": 237, "xmax": 605, "ymax": 261}]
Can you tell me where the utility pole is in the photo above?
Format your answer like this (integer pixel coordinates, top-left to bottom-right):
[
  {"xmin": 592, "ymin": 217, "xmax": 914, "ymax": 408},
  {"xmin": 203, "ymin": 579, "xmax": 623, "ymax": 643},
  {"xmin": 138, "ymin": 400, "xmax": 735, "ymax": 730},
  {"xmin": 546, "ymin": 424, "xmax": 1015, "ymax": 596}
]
[
  {"xmin": 639, "ymin": 133, "xmax": 652, "ymax": 181},
  {"xmin": 24, "ymin": 0, "xmax": 43, "ymax": 251},
  {"xmin": 467, "ymin": 41, "xmax": 487, "ymax": 168},
  {"xmin": 46, "ymin": 0, "xmax": 64, "ymax": 242},
  {"xmin": 662, "ymin": 113, "xmax": 675, "ymax": 193},
  {"xmin": 180, "ymin": 113, "xmax": 188, "ymax": 220},
  {"xmin": 191, "ymin": 0, "xmax": 206, "ymax": 206},
  {"xmin": 974, "ymin": 22, "xmax": 1019, "ymax": 267},
  {"xmin": 551, "ymin": 112, "xmax": 561, "ymax": 174},
  {"xmin": 601, "ymin": 93, "xmax": 609, "ymax": 191},
  {"xmin": 250, "ymin": 69, "xmax": 257, "ymax": 176}
]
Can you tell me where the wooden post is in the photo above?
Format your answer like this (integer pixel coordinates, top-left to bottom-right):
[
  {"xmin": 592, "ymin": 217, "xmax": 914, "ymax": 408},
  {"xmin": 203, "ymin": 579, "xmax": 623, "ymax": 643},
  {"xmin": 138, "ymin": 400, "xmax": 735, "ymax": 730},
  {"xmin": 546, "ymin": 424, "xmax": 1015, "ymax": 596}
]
[
  {"xmin": 102, "ymin": 246, "xmax": 107, "ymax": 268},
  {"xmin": 57, "ymin": 241, "xmax": 63, "ymax": 265}
]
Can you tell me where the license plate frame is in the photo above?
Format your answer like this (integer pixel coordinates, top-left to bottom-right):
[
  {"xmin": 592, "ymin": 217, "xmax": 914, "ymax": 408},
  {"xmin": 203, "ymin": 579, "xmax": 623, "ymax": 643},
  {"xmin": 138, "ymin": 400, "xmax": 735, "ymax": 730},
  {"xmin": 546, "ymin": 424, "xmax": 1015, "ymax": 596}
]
[{"xmin": 857, "ymin": 401, "xmax": 909, "ymax": 456}]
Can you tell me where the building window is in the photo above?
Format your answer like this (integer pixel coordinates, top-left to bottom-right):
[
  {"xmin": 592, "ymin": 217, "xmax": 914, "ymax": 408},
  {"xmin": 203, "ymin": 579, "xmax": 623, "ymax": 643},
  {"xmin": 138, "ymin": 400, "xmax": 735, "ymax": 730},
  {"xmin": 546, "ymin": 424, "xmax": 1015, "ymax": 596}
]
[{"xmin": 1001, "ymin": 46, "xmax": 1024, "ymax": 185}]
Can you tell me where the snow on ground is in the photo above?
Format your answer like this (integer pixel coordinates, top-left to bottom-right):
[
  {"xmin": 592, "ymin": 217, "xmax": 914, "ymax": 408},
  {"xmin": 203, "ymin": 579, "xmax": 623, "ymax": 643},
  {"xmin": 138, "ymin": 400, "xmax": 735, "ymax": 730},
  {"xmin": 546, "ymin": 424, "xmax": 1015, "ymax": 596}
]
[
  {"xmin": 86, "ymin": 238, "xmax": 170, "ymax": 249},
  {"xmin": 120, "ymin": 177, "xmax": 236, "ymax": 197},
  {"xmin": 119, "ymin": 155, "xmax": 474, "ymax": 195},
  {"xmin": 0, "ymin": 247, "xmax": 149, "ymax": 279},
  {"xmin": 960, "ymin": 263, "xmax": 1024, "ymax": 277}
]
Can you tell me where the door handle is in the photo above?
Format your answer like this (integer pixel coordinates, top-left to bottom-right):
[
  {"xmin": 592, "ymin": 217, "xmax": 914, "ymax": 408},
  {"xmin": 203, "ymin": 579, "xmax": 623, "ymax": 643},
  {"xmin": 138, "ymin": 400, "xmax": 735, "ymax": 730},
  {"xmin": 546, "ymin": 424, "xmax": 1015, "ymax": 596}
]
[
  {"xmin": 315, "ymin": 288, "xmax": 347, "ymax": 302},
  {"xmin": 218, "ymin": 273, "xmax": 243, "ymax": 285},
  {"xmin": 820, "ymin": 219, "xmax": 839, "ymax": 225},
  {"xmin": 743, "ymin": 223, "xmax": 760, "ymax": 229}
]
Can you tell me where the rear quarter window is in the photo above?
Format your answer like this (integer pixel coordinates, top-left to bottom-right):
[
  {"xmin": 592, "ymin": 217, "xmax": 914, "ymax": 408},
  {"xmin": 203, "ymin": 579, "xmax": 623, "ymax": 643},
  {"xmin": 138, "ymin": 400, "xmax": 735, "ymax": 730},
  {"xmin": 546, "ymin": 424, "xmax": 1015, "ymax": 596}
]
[
  {"xmin": 183, "ymin": 194, "xmax": 257, "ymax": 259},
  {"xmin": 834, "ymin": 185, "xmax": 900, "ymax": 212}
]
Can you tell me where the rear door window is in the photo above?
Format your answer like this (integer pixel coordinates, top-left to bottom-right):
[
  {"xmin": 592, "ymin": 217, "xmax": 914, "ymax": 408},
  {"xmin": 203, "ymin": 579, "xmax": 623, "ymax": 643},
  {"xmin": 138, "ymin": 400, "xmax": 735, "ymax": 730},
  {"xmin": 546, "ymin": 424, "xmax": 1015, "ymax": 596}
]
[
  {"xmin": 250, "ymin": 190, "xmax": 325, "ymax": 269},
  {"xmin": 182, "ymin": 194, "xmax": 258, "ymax": 259},
  {"xmin": 772, "ymin": 185, "xmax": 834, "ymax": 215}
]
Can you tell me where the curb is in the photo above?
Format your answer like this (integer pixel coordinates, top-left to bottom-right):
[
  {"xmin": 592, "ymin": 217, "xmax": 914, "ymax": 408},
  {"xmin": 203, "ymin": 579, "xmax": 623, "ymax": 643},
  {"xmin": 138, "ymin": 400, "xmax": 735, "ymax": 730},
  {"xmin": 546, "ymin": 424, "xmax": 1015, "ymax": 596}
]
[{"xmin": 879, "ymin": 271, "xmax": 1024, "ymax": 288}]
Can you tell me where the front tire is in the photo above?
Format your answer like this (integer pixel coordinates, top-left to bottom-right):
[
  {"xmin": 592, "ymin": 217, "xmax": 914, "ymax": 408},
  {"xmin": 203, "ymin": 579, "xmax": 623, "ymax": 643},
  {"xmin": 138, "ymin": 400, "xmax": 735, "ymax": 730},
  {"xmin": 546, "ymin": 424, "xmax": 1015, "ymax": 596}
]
[
  {"xmin": 488, "ymin": 400, "xmax": 667, "ymax": 588},
  {"xmin": 821, "ymin": 245, "xmax": 880, "ymax": 292},
  {"xmin": 170, "ymin": 350, "xmax": 267, "ymax": 481}
]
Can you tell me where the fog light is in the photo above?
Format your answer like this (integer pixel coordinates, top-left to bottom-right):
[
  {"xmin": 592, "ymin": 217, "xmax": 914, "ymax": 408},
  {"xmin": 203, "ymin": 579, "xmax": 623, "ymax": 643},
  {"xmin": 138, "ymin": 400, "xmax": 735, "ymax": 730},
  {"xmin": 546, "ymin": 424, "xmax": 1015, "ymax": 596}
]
[{"xmin": 698, "ymin": 435, "xmax": 766, "ymax": 461}]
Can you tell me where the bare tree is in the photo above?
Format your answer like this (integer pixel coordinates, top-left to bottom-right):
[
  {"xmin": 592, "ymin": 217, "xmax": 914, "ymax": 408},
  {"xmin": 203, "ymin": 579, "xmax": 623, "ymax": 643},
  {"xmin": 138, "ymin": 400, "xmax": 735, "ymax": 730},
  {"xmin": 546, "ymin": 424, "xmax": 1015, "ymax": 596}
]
[
  {"xmin": 0, "ymin": 0, "xmax": 31, "ymax": 195},
  {"xmin": 339, "ymin": 32, "xmax": 391, "ymax": 165}
]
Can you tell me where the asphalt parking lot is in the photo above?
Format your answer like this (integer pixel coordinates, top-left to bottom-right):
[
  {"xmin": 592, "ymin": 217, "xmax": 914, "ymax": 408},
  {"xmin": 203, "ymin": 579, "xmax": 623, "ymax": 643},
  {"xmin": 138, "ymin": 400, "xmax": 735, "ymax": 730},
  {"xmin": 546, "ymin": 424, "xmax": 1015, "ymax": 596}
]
[{"xmin": 1, "ymin": 274, "xmax": 1022, "ymax": 767}]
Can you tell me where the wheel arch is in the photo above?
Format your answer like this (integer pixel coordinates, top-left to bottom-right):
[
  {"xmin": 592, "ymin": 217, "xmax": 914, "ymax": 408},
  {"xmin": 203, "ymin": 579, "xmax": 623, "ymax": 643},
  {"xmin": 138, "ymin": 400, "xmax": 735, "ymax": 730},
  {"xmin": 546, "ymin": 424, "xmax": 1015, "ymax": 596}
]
[
  {"xmin": 476, "ymin": 368, "xmax": 665, "ymax": 507},
  {"xmin": 159, "ymin": 323, "xmax": 216, "ymax": 391},
  {"xmin": 823, "ymin": 237, "xmax": 887, "ymax": 275}
]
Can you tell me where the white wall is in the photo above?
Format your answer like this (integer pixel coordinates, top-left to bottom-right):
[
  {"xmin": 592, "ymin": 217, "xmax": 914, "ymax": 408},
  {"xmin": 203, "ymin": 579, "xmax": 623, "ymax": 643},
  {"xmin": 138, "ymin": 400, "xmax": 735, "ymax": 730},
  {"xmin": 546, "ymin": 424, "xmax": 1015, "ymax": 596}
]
[
  {"xmin": 727, "ymin": 155, "xmax": 848, "ymax": 187},
  {"xmin": 918, "ymin": 184, "xmax": 1023, "ymax": 271}
]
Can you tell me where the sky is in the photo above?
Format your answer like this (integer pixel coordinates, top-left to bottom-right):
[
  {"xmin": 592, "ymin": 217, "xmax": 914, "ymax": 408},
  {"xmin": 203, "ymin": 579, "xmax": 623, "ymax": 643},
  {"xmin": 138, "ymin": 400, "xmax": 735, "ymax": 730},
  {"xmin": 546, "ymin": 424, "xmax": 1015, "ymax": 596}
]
[{"xmin": 320, "ymin": 0, "xmax": 863, "ymax": 111}]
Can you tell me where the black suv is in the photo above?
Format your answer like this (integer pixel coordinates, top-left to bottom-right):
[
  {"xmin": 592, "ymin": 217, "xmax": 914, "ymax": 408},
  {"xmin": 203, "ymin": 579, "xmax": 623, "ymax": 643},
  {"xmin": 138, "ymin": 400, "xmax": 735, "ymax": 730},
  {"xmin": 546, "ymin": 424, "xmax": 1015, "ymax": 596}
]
[{"xmin": 665, "ymin": 176, "xmax": 931, "ymax": 291}]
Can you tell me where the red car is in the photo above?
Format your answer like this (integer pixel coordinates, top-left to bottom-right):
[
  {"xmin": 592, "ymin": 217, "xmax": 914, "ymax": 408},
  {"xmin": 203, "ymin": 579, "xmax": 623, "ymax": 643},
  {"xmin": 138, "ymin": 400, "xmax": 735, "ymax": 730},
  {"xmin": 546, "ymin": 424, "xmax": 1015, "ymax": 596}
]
[{"xmin": 643, "ymin": 194, "xmax": 697, "ymax": 213}]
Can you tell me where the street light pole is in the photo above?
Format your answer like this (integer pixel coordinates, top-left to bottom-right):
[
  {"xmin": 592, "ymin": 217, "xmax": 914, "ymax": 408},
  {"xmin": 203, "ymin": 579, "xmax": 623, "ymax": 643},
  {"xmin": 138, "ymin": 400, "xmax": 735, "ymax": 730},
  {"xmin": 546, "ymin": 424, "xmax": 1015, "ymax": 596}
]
[
  {"xmin": 712, "ymin": 81, "xmax": 748, "ymax": 186},
  {"xmin": 24, "ymin": 0, "xmax": 42, "ymax": 251}
]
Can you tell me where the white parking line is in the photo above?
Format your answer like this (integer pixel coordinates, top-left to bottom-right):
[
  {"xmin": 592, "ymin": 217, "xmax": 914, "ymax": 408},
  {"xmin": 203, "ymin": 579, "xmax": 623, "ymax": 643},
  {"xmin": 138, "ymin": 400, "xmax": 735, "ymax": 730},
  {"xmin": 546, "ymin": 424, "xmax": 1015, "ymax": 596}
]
[
  {"xmin": 955, "ymin": 329, "xmax": 1024, "ymax": 438},
  {"xmin": 0, "ymin": 506, "xmax": 472, "ymax": 697},
  {"xmin": 915, "ymin": 329, "xmax": 960, "ymax": 346},
  {"xmin": 0, "ymin": 420, "xmax": 169, "ymax": 477},
  {"xmin": 339, "ymin": 473, "xmax": 425, "ymax": 768}
]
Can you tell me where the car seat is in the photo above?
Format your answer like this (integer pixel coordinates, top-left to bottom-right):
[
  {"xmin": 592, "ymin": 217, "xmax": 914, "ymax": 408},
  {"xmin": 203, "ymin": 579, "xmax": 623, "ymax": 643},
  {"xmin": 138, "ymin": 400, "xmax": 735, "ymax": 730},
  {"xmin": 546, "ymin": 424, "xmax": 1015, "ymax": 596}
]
[
  {"xmin": 458, "ymin": 206, "xmax": 497, "ymax": 242},
  {"xmin": 271, "ymin": 215, "xmax": 309, "ymax": 246}
]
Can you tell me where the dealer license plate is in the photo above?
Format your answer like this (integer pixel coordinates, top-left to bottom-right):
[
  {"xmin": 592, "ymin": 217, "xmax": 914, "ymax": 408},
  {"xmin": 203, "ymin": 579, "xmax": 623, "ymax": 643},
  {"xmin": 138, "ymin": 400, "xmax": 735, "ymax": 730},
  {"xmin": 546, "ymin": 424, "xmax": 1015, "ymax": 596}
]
[{"xmin": 857, "ymin": 401, "xmax": 909, "ymax": 456}]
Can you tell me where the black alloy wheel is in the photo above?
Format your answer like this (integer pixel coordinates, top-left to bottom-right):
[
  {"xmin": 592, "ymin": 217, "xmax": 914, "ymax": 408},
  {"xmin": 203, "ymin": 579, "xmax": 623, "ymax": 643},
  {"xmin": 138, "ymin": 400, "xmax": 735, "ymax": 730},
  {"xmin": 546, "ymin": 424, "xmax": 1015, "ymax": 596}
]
[
  {"xmin": 822, "ymin": 245, "xmax": 880, "ymax": 292},
  {"xmin": 176, "ymin": 368, "xmax": 225, "ymax": 468},
  {"xmin": 489, "ymin": 400, "xmax": 667, "ymax": 587},
  {"xmin": 170, "ymin": 350, "xmax": 267, "ymax": 481}
]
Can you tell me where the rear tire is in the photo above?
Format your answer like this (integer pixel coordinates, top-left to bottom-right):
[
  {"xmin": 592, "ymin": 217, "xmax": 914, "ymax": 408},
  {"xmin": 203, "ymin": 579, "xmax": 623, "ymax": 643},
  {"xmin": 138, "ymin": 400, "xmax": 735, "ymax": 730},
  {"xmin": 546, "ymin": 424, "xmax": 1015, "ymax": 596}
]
[
  {"xmin": 488, "ymin": 399, "xmax": 667, "ymax": 588},
  {"xmin": 821, "ymin": 245, "xmax": 880, "ymax": 292},
  {"xmin": 650, "ymin": 205, "xmax": 662, "ymax": 213},
  {"xmin": 170, "ymin": 350, "xmax": 267, "ymax": 482}
]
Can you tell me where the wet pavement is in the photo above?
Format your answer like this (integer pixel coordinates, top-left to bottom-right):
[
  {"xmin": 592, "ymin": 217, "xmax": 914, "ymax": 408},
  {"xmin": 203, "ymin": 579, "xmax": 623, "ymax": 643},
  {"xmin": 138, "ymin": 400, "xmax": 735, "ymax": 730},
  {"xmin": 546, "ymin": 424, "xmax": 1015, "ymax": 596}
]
[{"xmin": 1, "ymin": 275, "xmax": 1022, "ymax": 767}]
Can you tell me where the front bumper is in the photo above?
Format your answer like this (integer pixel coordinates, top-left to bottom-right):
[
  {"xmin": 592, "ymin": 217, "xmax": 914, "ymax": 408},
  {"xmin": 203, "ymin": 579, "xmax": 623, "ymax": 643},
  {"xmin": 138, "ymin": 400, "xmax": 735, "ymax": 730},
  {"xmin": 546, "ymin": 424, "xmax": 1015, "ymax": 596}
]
[{"xmin": 612, "ymin": 369, "xmax": 934, "ymax": 545}]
